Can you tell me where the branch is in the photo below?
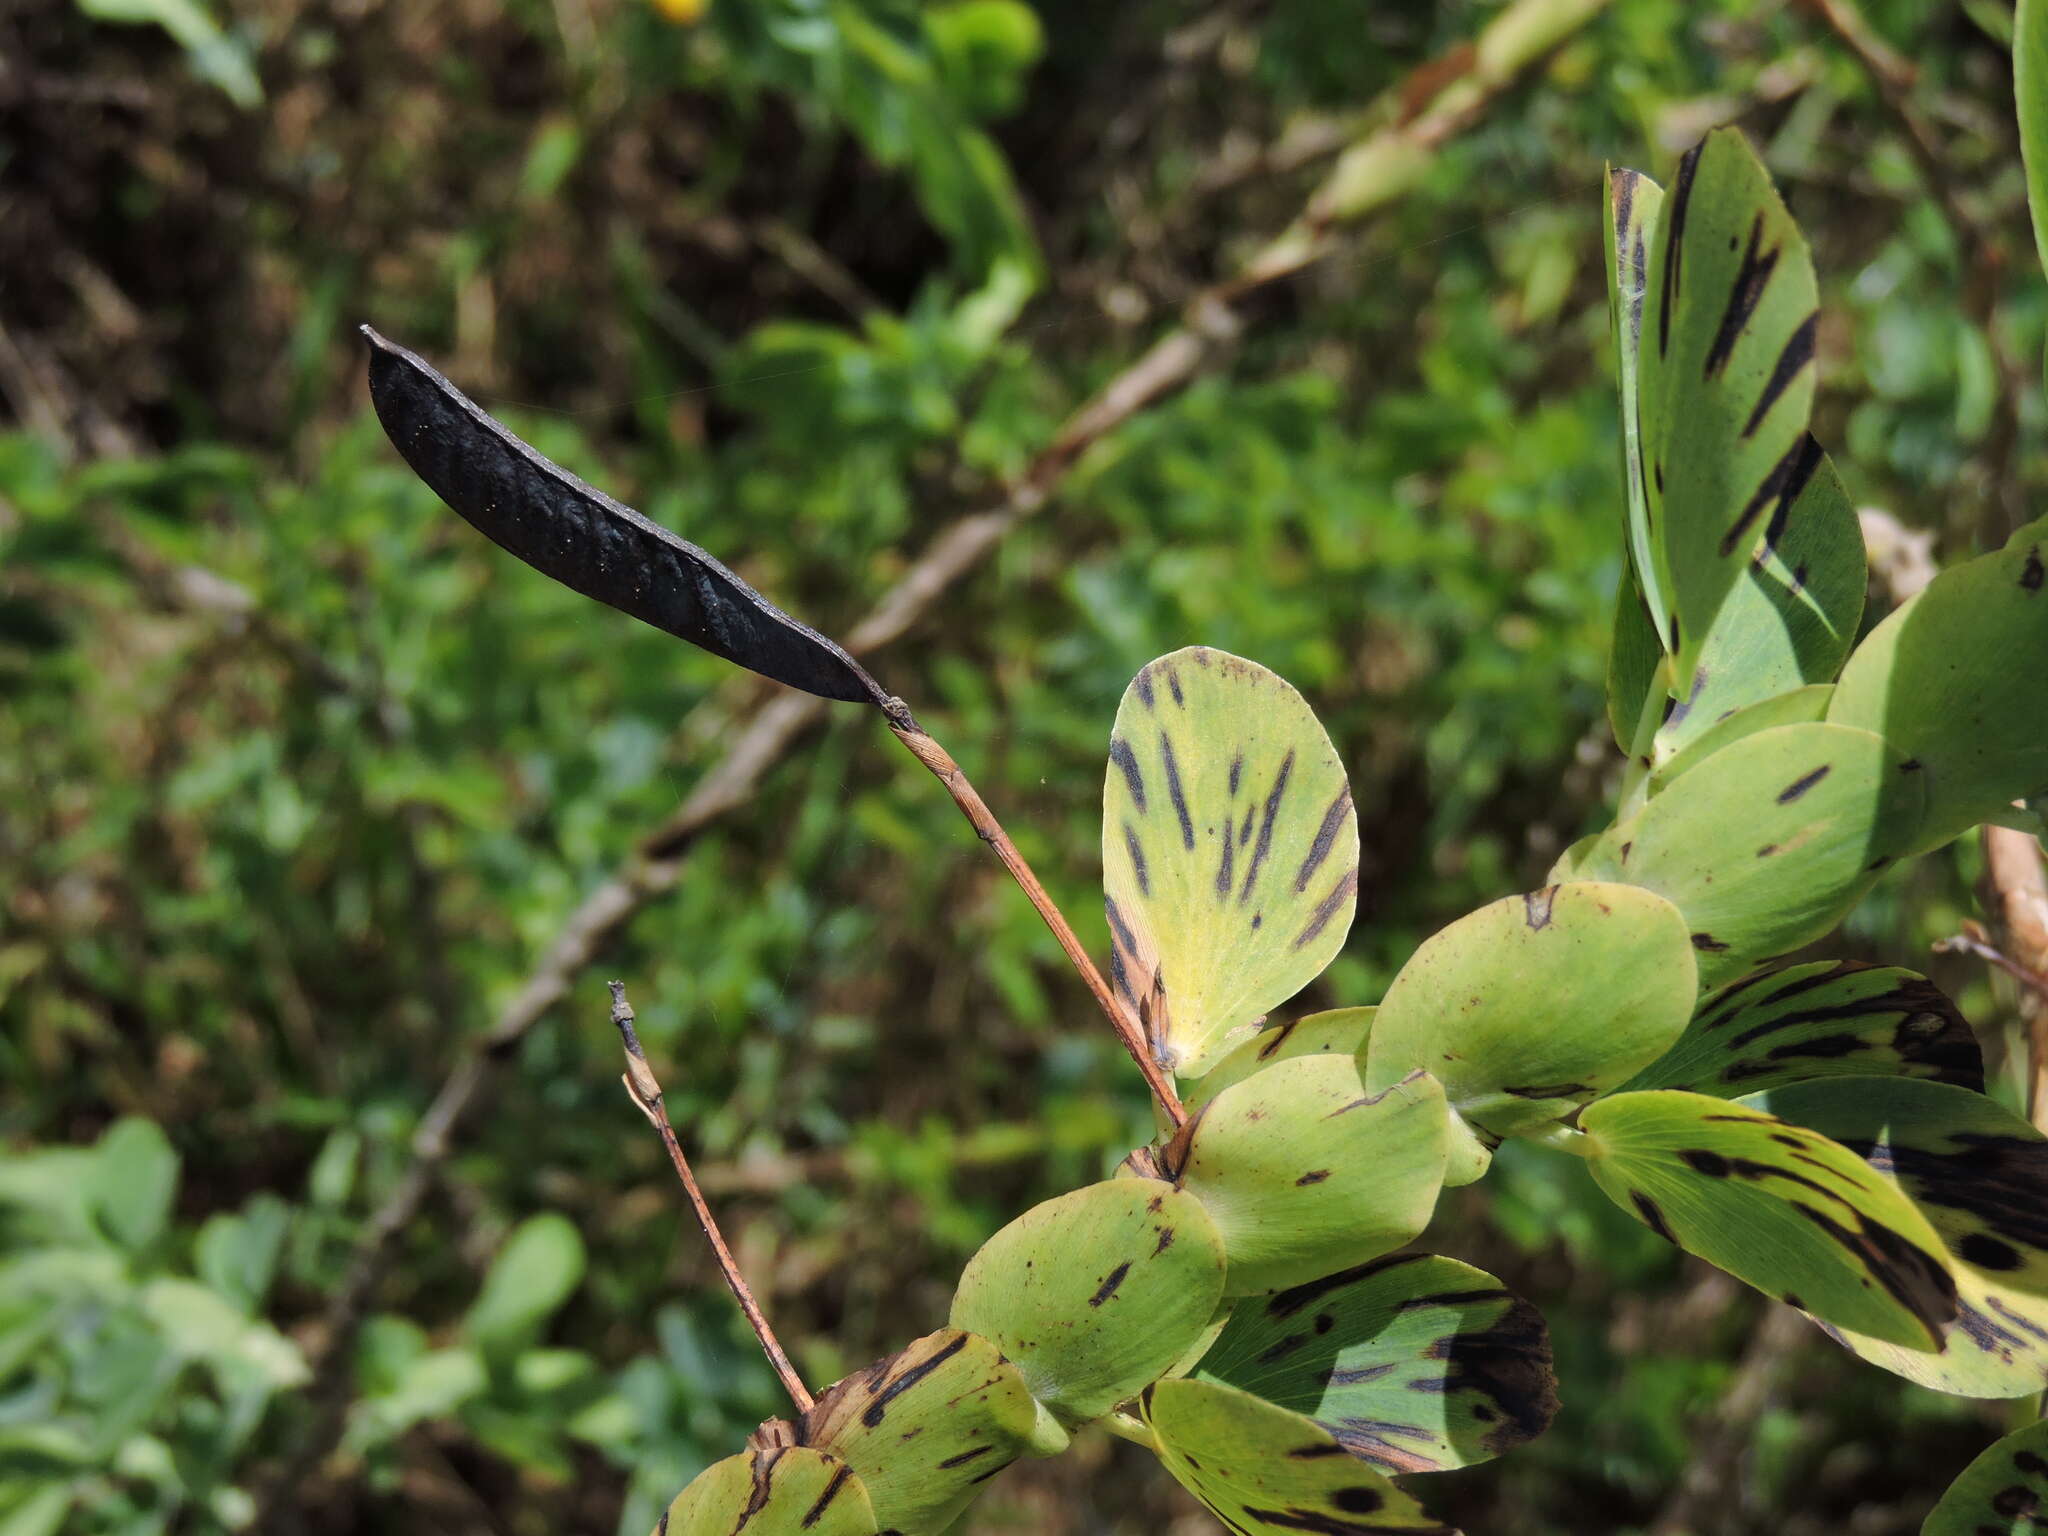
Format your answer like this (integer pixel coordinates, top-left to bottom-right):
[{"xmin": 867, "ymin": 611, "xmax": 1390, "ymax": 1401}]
[
  {"xmin": 245, "ymin": 7, "xmax": 1609, "ymax": 1522},
  {"xmin": 1977, "ymin": 830, "xmax": 2048, "ymax": 1134},
  {"xmin": 609, "ymin": 981, "xmax": 813, "ymax": 1413}
]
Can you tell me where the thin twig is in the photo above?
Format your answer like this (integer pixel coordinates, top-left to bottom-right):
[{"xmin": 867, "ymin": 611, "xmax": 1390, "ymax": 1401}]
[
  {"xmin": 888, "ymin": 715, "xmax": 1186, "ymax": 1125},
  {"xmin": 245, "ymin": 9, "xmax": 1608, "ymax": 1522},
  {"xmin": 609, "ymin": 980, "xmax": 813, "ymax": 1414},
  {"xmin": 1933, "ymin": 924, "xmax": 2048, "ymax": 1002}
]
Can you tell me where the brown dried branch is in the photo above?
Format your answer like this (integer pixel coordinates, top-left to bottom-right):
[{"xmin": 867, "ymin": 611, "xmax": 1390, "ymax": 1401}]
[
  {"xmin": 1980, "ymin": 831, "xmax": 2048, "ymax": 1133},
  {"xmin": 244, "ymin": 7, "xmax": 1609, "ymax": 1524},
  {"xmin": 610, "ymin": 981, "xmax": 814, "ymax": 1413}
]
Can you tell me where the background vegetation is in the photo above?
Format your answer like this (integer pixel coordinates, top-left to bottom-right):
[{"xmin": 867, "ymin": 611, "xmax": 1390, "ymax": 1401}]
[{"xmin": 3, "ymin": 1, "xmax": 2045, "ymax": 1531}]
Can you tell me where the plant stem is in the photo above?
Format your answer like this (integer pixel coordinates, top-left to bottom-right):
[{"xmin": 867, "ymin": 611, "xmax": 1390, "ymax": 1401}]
[
  {"xmin": 608, "ymin": 980, "xmax": 815, "ymax": 1415},
  {"xmin": 886, "ymin": 712, "xmax": 1187, "ymax": 1129}
]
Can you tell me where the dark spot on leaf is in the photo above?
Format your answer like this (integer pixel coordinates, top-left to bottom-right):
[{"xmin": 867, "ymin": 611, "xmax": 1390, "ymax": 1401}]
[
  {"xmin": 1296, "ymin": 1169, "xmax": 1332, "ymax": 1186},
  {"xmin": 1089, "ymin": 1263, "xmax": 1131, "ymax": 1307},
  {"xmin": 1777, "ymin": 764, "xmax": 1831, "ymax": 803},
  {"xmin": 1692, "ymin": 933, "xmax": 1730, "ymax": 952}
]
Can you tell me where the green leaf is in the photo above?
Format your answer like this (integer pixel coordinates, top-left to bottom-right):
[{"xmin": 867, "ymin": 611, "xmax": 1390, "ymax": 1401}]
[
  {"xmin": 1139, "ymin": 1377, "xmax": 1456, "ymax": 1534},
  {"xmin": 1576, "ymin": 723, "xmax": 1924, "ymax": 986},
  {"xmin": 1362, "ymin": 882, "xmax": 1697, "ymax": 1151},
  {"xmin": 1649, "ymin": 447, "xmax": 1863, "ymax": 766},
  {"xmin": 1738, "ymin": 1077, "xmax": 2048, "ymax": 1399},
  {"xmin": 800, "ymin": 1328, "xmax": 1065, "ymax": 1530},
  {"xmin": 1103, "ymin": 648, "xmax": 1359, "ymax": 1078},
  {"xmin": 1921, "ymin": 1416, "xmax": 2048, "ymax": 1535},
  {"xmin": 1637, "ymin": 128, "xmax": 1820, "ymax": 683},
  {"xmin": 195, "ymin": 1194, "xmax": 291, "ymax": 1315},
  {"xmin": 88, "ymin": 1118, "xmax": 179, "ymax": 1253},
  {"xmin": 2019, "ymin": 0, "xmax": 2048, "ymax": 288},
  {"xmin": 1603, "ymin": 163, "xmax": 1671, "ymax": 750},
  {"xmin": 1184, "ymin": 1008, "xmax": 1376, "ymax": 1114},
  {"xmin": 949, "ymin": 1179, "xmax": 1227, "ymax": 1425},
  {"xmin": 1607, "ymin": 564, "xmax": 1665, "ymax": 758},
  {"xmin": 1580, "ymin": 1089, "xmax": 1955, "ymax": 1348},
  {"xmin": 75, "ymin": 0, "xmax": 262, "ymax": 107},
  {"xmin": 1616, "ymin": 960, "xmax": 1982, "ymax": 1099},
  {"xmin": 464, "ymin": 1214, "xmax": 586, "ymax": 1350},
  {"xmin": 1827, "ymin": 516, "xmax": 2048, "ymax": 855},
  {"xmin": 662, "ymin": 1444, "xmax": 877, "ymax": 1536},
  {"xmin": 1191, "ymin": 1252, "xmax": 1557, "ymax": 1473},
  {"xmin": 1171, "ymin": 1056, "xmax": 1448, "ymax": 1296},
  {"xmin": 1645, "ymin": 683, "xmax": 1832, "ymax": 796}
]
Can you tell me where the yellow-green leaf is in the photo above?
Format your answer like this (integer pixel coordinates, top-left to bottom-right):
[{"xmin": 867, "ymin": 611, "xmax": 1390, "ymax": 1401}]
[
  {"xmin": 1580, "ymin": 1089, "xmax": 1955, "ymax": 1348},
  {"xmin": 1827, "ymin": 515, "xmax": 2048, "ymax": 856},
  {"xmin": 1102, "ymin": 648, "xmax": 1358, "ymax": 1078},
  {"xmin": 1576, "ymin": 722, "xmax": 1923, "ymax": 986},
  {"xmin": 1739, "ymin": 1077, "xmax": 2048, "ymax": 1399},
  {"xmin": 1921, "ymin": 1416, "xmax": 2048, "ymax": 1536},
  {"xmin": 1171, "ymin": 1056, "xmax": 1448, "ymax": 1296},
  {"xmin": 1139, "ymin": 1377, "xmax": 1458, "ymax": 1535},
  {"xmin": 1362, "ymin": 882, "xmax": 1696, "ymax": 1147},
  {"xmin": 1191, "ymin": 1252, "xmax": 1557, "ymax": 1473},
  {"xmin": 1183, "ymin": 1007, "xmax": 1376, "ymax": 1115},
  {"xmin": 949, "ymin": 1179, "xmax": 1226, "ymax": 1425},
  {"xmin": 798, "ymin": 1329, "xmax": 1064, "ymax": 1530},
  {"xmin": 661, "ymin": 1443, "xmax": 877, "ymax": 1536}
]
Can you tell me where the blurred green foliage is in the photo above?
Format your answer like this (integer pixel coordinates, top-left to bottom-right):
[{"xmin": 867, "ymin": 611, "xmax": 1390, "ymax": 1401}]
[{"xmin": 2, "ymin": 0, "xmax": 2044, "ymax": 1532}]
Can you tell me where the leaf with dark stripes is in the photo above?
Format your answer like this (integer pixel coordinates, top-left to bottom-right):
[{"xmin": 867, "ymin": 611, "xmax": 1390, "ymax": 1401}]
[
  {"xmin": 1739, "ymin": 1077, "xmax": 2048, "ymax": 1400},
  {"xmin": 1191, "ymin": 1252, "xmax": 1557, "ymax": 1474},
  {"xmin": 798, "ymin": 1328, "xmax": 1065, "ymax": 1531},
  {"xmin": 1921, "ymin": 1415, "xmax": 2048, "ymax": 1535},
  {"xmin": 360, "ymin": 327, "xmax": 890, "ymax": 707},
  {"xmin": 1644, "ymin": 683, "xmax": 1832, "ymax": 796},
  {"xmin": 1827, "ymin": 514, "xmax": 2048, "ymax": 856},
  {"xmin": 1648, "ymin": 443, "xmax": 1864, "ymax": 765},
  {"xmin": 1139, "ymin": 1378, "xmax": 1459, "ymax": 1535},
  {"xmin": 660, "ymin": 1443, "xmax": 877, "ymax": 1536},
  {"xmin": 1185, "ymin": 1007, "xmax": 1377, "ymax": 1114},
  {"xmin": 1360, "ymin": 882, "xmax": 1697, "ymax": 1180},
  {"xmin": 1579, "ymin": 1089, "xmax": 1956, "ymax": 1349},
  {"xmin": 1603, "ymin": 164, "xmax": 1671, "ymax": 754},
  {"xmin": 1616, "ymin": 960, "xmax": 1982, "ymax": 1100},
  {"xmin": 1102, "ymin": 648, "xmax": 1359, "ymax": 1079},
  {"xmin": 1574, "ymin": 722, "xmax": 1924, "ymax": 987},
  {"xmin": 1636, "ymin": 129, "xmax": 1828, "ymax": 696},
  {"xmin": 949, "ymin": 1179, "xmax": 1226, "ymax": 1426},
  {"xmin": 1169, "ymin": 1056, "xmax": 1447, "ymax": 1296}
]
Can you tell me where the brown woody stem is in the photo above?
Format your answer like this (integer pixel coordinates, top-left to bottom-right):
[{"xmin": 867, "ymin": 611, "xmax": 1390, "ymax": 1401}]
[
  {"xmin": 885, "ymin": 713, "xmax": 1187, "ymax": 1128},
  {"xmin": 608, "ymin": 981, "xmax": 815, "ymax": 1414}
]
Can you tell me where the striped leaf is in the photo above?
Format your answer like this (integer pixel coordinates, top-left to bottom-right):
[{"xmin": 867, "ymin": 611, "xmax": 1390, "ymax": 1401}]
[
  {"xmin": 1616, "ymin": 960, "xmax": 1981, "ymax": 1100},
  {"xmin": 1169, "ymin": 1056, "xmax": 1448, "ymax": 1297},
  {"xmin": 1603, "ymin": 164, "xmax": 1670, "ymax": 755},
  {"xmin": 1575, "ymin": 722, "xmax": 1924, "ymax": 987},
  {"xmin": 1579, "ymin": 1089, "xmax": 1956, "ymax": 1349},
  {"xmin": 799, "ymin": 1329, "xmax": 1066, "ymax": 1530},
  {"xmin": 1361, "ymin": 882, "xmax": 1697, "ymax": 1163},
  {"xmin": 1184, "ymin": 1007, "xmax": 1377, "ymax": 1114},
  {"xmin": 949, "ymin": 1179, "xmax": 1226, "ymax": 1426},
  {"xmin": 1922, "ymin": 1416, "xmax": 2048, "ymax": 1536},
  {"xmin": 1649, "ymin": 445, "xmax": 1863, "ymax": 765},
  {"xmin": 1102, "ymin": 648, "xmax": 1359, "ymax": 1079},
  {"xmin": 1638, "ymin": 128, "xmax": 1822, "ymax": 686},
  {"xmin": 661, "ymin": 1444, "xmax": 877, "ymax": 1536},
  {"xmin": 1739, "ymin": 1077, "xmax": 2048, "ymax": 1399},
  {"xmin": 1191, "ymin": 1252, "xmax": 1557, "ymax": 1474},
  {"xmin": 1827, "ymin": 515, "xmax": 2048, "ymax": 856},
  {"xmin": 1644, "ymin": 683, "xmax": 1832, "ymax": 796},
  {"xmin": 1139, "ymin": 1378, "xmax": 1457, "ymax": 1536}
]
